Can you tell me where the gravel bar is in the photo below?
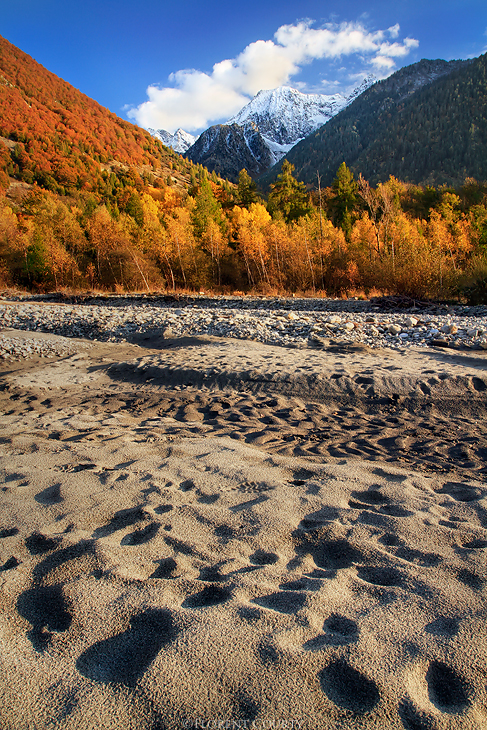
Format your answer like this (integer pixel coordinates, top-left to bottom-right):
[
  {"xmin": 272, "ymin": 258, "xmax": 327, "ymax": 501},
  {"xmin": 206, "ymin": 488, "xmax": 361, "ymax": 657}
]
[{"xmin": 1, "ymin": 294, "xmax": 487, "ymax": 360}]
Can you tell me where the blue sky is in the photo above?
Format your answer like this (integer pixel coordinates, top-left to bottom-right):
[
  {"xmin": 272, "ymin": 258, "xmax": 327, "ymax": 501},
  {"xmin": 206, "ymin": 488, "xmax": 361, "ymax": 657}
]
[{"xmin": 3, "ymin": 0, "xmax": 486, "ymax": 134}]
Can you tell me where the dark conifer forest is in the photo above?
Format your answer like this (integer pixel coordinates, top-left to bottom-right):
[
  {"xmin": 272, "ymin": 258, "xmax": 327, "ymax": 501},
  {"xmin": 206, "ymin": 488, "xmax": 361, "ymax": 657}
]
[{"xmin": 263, "ymin": 56, "xmax": 486, "ymax": 189}]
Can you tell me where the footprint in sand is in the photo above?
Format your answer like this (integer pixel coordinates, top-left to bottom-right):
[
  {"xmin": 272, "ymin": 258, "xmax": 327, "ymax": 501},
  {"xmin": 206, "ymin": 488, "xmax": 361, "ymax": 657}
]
[
  {"xmin": 293, "ymin": 530, "xmax": 364, "ymax": 571},
  {"xmin": 92, "ymin": 506, "xmax": 148, "ymax": 538},
  {"xmin": 154, "ymin": 504, "xmax": 173, "ymax": 514},
  {"xmin": 319, "ymin": 659, "xmax": 380, "ymax": 714},
  {"xmin": 150, "ymin": 557, "xmax": 179, "ymax": 579},
  {"xmin": 179, "ymin": 479, "xmax": 195, "ymax": 492},
  {"xmin": 379, "ymin": 504, "xmax": 413, "ymax": 517},
  {"xmin": 455, "ymin": 567, "xmax": 484, "ymax": 591},
  {"xmin": 214, "ymin": 524, "xmax": 236, "ymax": 543},
  {"xmin": 197, "ymin": 492, "xmax": 220, "ymax": 504},
  {"xmin": 289, "ymin": 468, "xmax": 316, "ymax": 485},
  {"xmin": 425, "ymin": 660, "xmax": 472, "ymax": 714},
  {"xmin": 253, "ymin": 591, "xmax": 306, "ymax": 614},
  {"xmin": 356, "ymin": 564, "xmax": 405, "ymax": 587},
  {"xmin": 238, "ymin": 480, "xmax": 275, "ymax": 494},
  {"xmin": 0, "ymin": 556, "xmax": 20, "ymax": 571},
  {"xmin": 35, "ymin": 483, "xmax": 63, "ymax": 505},
  {"xmin": 2, "ymin": 470, "xmax": 28, "ymax": 485},
  {"xmin": 314, "ymin": 540, "xmax": 365, "ymax": 570},
  {"xmin": 393, "ymin": 546, "xmax": 441, "ymax": 567},
  {"xmin": 297, "ymin": 507, "xmax": 341, "ymax": 531},
  {"xmin": 32, "ymin": 540, "xmax": 99, "ymax": 582},
  {"xmin": 304, "ymin": 614, "xmax": 359, "ymax": 650},
  {"xmin": 425, "ymin": 616, "xmax": 459, "ymax": 637},
  {"xmin": 183, "ymin": 583, "xmax": 232, "ymax": 608},
  {"xmin": 120, "ymin": 521, "xmax": 160, "ymax": 545},
  {"xmin": 350, "ymin": 488, "xmax": 391, "ymax": 507},
  {"xmin": 350, "ymin": 488, "xmax": 413, "ymax": 518},
  {"xmin": 437, "ymin": 481, "xmax": 482, "ymax": 502},
  {"xmin": 76, "ymin": 609, "xmax": 177, "ymax": 685},
  {"xmin": 25, "ymin": 532, "xmax": 62, "ymax": 555},
  {"xmin": 323, "ymin": 614, "xmax": 359, "ymax": 640},
  {"xmin": 230, "ymin": 693, "xmax": 260, "ymax": 726},
  {"xmin": 355, "ymin": 375, "xmax": 374, "ymax": 386},
  {"xmin": 17, "ymin": 584, "xmax": 72, "ymax": 651},
  {"xmin": 164, "ymin": 535, "xmax": 194, "ymax": 556},
  {"xmin": 68, "ymin": 462, "xmax": 97, "ymax": 473},
  {"xmin": 469, "ymin": 376, "xmax": 487, "ymax": 392},
  {"xmin": 257, "ymin": 640, "xmax": 280, "ymax": 665},
  {"xmin": 249, "ymin": 550, "xmax": 279, "ymax": 566},
  {"xmin": 398, "ymin": 700, "xmax": 436, "ymax": 730},
  {"xmin": 230, "ymin": 495, "xmax": 269, "ymax": 512},
  {"xmin": 379, "ymin": 533, "xmax": 402, "ymax": 548},
  {"xmin": 198, "ymin": 564, "xmax": 226, "ymax": 582}
]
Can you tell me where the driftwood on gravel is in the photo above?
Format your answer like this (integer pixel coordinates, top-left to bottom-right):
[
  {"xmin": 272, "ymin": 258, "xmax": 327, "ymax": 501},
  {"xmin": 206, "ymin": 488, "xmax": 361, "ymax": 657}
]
[{"xmin": 368, "ymin": 294, "xmax": 451, "ymax": 312}]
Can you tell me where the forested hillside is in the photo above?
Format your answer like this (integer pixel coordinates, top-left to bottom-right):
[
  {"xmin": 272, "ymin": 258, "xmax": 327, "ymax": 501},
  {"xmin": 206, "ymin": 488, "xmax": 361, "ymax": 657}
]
[
  {"xmin": 262, "ymin": 56, "xmax": 486, "ymax": 189},
  {"xmin": 0, "ymin": 35, "xmax": 195, "ymax": 195}
]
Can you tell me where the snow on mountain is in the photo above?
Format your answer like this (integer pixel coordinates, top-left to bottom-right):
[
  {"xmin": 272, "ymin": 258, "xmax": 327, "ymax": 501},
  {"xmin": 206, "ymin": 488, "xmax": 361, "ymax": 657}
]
[
  {"xmin": 185, "ymin": 76, "xmax": 377, "ymax": 180},
  {"xmin": 343, "ymin": 73, "xmax": 377, "ymax": 105},
  {"xmin": 227, "ymin": 86, "xmax": 346, "ymax": 147},
  {"xmin": 148, "ymin": 77, "xmax": 376, "ymax": 165},
  {"xmin": 225, "ymin": 76, "xmax": 377, "ymax": 163},
  {"xmin": 148, "ymin": 128, "xmax": 197, "ymax": 154}
]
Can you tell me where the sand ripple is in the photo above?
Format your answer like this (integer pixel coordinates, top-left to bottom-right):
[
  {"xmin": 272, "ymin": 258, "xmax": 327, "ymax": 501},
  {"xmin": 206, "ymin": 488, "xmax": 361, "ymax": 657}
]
[{"xmin": 0, "ymin": 333, "xmax": 486, "ymax": 729}]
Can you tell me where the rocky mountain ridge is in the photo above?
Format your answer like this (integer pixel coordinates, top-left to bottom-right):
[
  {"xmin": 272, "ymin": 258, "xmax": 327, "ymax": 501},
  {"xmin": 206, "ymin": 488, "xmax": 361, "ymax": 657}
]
[
  {"xmin": 183, "ymin": 123, "xmax": 274, "ymax": 180},
  {"xmin": 147, "ymin": 127, "xmax": 197, "ymax": 154},
  {"xmin": 183, "ymin": 76, "xmax": 376, "ymax": 181}
]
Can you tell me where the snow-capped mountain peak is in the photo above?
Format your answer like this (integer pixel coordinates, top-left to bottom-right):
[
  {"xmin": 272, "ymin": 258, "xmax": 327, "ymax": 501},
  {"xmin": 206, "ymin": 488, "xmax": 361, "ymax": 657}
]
[
  {"xmin": 148, "ymin": 127, "xmax": 197, "ymax": 154},
  {"xmin": 150, "ymin": 76, "xmax": 376, "ymax": 166},
  {"xmin": 345, "ymin": 73, "xmax": 377, "ymax": 104},
  {"xmin": 185, "ymin": 75, "xmax": 378, "ymax": 182},
  {"xmin": 224, "ymin": 77, "xmax": 377, "ymax": 162},
  {"xmin": 226, "ymin": 86, "xmax": 347, "ymax": 147}
]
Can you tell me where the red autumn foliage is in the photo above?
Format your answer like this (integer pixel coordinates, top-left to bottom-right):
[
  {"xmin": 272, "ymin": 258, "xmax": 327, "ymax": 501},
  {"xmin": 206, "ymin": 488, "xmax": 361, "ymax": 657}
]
[{"xmin": 0, "ymin": 35, "xmax": 190, "ymax": 194}]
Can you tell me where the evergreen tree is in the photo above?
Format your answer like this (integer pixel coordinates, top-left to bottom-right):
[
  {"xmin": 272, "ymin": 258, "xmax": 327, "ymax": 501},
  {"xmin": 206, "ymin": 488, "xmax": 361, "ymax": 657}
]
[
  {"xmin": 190, "ymin": 177, "xmax": 223, "ymax": 239},
  {"xmin": 264, "ymin": 57, "xmax": 481, "ymax": 189},
  {"xmin": 330, "ymin": 162, "xmax": 358, "ymax": 240},
  {"xmin": 125, "ymin": 191, "xmax": 145, "ymax": 227},
  {"xmin": 236, "ymin": 169, "xmax": 260, "ymax": 208},
  {"xmin": 267, "ymin": 160, "xmax": 311, "ymax": 223}
]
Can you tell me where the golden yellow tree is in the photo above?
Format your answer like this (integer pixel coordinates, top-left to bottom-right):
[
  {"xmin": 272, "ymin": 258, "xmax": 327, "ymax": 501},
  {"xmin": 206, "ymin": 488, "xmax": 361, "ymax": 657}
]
[{"xmin": 232, "ymin": 203, "xmax": 272, "ymax": 289}]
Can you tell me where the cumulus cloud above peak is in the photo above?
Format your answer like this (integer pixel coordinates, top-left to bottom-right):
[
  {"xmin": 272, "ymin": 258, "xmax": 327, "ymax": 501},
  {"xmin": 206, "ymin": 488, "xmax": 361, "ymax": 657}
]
[{"xmin": 128, "ymin": 19, "xmax": 418, "ymax": 133}]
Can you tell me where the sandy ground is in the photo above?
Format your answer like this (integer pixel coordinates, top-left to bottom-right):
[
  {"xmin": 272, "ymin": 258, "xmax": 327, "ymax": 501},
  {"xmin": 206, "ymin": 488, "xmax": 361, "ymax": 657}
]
[{"xmin": 0, "ymin": 328, "xmax": 486, "ymax": 729}]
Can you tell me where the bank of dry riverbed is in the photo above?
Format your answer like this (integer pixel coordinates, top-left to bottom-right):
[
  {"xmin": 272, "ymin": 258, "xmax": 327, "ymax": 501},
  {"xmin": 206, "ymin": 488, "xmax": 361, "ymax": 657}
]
[{"xmin": 1, "ymin": 294, "xmax": 487, "ymax": 360}]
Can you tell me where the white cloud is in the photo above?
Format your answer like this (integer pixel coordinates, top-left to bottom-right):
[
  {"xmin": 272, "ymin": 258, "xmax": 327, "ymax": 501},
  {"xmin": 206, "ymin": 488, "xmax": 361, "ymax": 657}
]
[
  {"xmin": 128, "ymin": 20, "xmax": 418, "ymax": 133},
  {"xmin": 131, "ymin": 70, "xmax": 248, "ymax": 132},
  {"xmin": 370, "ymin": 55, "xmax": 398, "ymax": 71}
]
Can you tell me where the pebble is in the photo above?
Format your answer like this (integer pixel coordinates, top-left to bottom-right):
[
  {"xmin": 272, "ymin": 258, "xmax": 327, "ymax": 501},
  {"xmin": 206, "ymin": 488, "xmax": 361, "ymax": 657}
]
[
  {"xmin": 1, "ymin": 294, "xmax": 487, "ymax": 359},
  {"xmin": 404, "ymin": 316, "xmax": 418, "ymax": 327},
  {"xmin": 441, "ymin": 323, "xmax": 458, "ymax": 335},
  {"xmin": 387, "ymin": 324, "xmax": 402, "ymax": 335}
]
